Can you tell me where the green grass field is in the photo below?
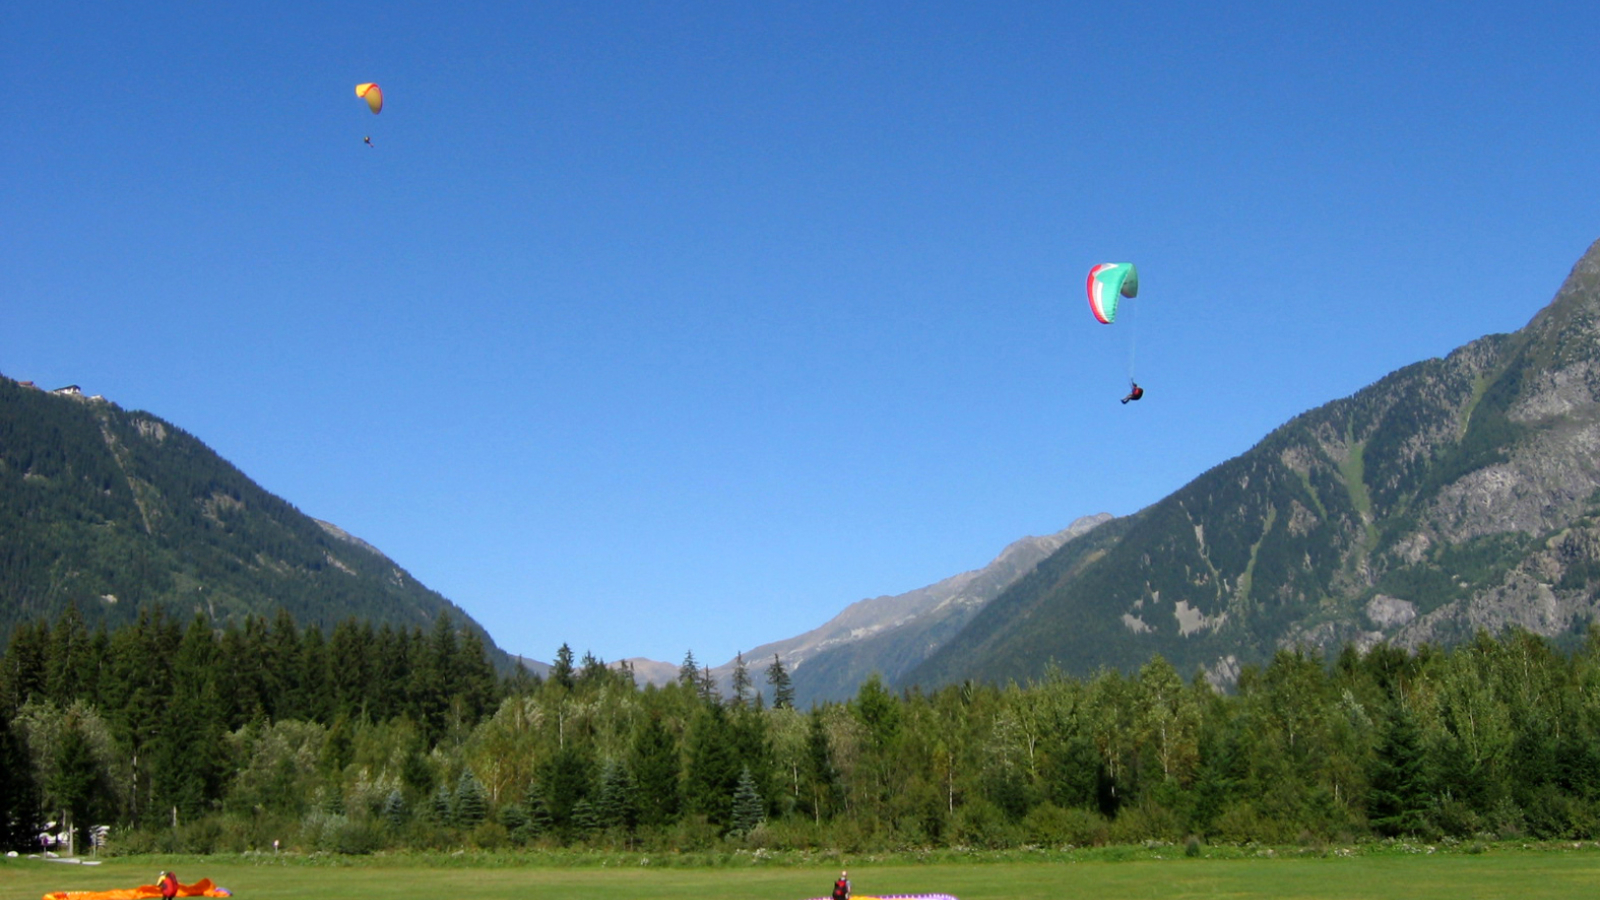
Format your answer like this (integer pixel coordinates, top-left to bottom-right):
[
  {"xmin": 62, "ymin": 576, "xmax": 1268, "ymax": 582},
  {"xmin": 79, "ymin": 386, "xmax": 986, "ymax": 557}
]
[{"xmin": 6, "ymin": 849, "xmax": 1600, "ymax": 900}]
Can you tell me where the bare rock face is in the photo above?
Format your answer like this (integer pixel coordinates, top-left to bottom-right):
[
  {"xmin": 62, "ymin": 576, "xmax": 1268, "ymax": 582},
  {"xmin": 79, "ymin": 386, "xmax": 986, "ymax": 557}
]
[{"xmin": 1366, "ymin": 595, "xmax": 1417, "ymax": 630}]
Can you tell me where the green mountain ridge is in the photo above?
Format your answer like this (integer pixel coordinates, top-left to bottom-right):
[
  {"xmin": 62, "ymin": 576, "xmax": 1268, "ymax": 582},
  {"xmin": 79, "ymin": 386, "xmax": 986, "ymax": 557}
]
[
  {"xmin": 906, "ymin": 237, "xmax": 1600, "ymax": 689},
  {"xmin": 0, "ymin": 380, "xmax": 505, "ymax": 663}
]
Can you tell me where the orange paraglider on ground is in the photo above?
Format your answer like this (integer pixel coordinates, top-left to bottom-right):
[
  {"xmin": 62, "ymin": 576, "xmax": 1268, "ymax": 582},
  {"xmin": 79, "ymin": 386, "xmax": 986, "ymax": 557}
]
[{"xmin": 43, "ymin": 876, "xmax": 232, "ymax": 900}]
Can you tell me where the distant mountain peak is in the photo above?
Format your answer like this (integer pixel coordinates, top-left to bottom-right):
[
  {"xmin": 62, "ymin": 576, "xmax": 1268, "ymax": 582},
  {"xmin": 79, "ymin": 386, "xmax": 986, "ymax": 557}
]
[{"xmin": 624, "ymin": 514, "xmax": 1114, "ymax": 703}]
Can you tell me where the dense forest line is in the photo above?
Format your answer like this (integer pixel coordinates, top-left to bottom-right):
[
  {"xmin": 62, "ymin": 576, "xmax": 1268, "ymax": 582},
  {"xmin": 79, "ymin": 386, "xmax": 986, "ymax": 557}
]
[{"xmin": 6, "ymin": 604, "xmax": 1600, "ymax": 855}]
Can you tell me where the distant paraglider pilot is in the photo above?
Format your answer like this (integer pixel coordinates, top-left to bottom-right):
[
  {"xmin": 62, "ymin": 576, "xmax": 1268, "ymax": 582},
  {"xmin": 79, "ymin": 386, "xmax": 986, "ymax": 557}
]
[
  {"xmin": 159, "ymin": 872, "xmax": 179, "ymax": 900},
  {"xmin": 832, "ymin": 871, "xmax": 851, "ymax": 900},
  {"xmin": 1121, "ymin": 382, "xmax": 1144, "ymax": 404}
]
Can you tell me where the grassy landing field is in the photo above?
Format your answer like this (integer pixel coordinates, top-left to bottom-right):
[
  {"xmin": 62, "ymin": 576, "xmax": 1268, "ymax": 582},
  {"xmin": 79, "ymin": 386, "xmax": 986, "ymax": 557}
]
[{"xmin": 6, "ymin": 849, "xmax": 1600, "ymax": 900}]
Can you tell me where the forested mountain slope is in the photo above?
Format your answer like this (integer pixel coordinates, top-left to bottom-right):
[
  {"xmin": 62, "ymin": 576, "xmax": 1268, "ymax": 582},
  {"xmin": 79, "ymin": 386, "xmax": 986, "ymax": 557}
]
[
  {"xmin": 0, "ymin": 378, "xmax": 503, "ymax": 661},
  {"xmin": 909, "ymin": 238, "xmax": 1600, "ymax": 689}
]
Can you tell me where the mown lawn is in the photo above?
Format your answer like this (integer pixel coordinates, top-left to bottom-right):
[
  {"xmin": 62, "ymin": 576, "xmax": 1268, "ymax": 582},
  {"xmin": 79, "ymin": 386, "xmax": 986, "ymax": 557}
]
[{"xmin": 6, "ymin": 848, "xmax": 1600, "ymax": 900}]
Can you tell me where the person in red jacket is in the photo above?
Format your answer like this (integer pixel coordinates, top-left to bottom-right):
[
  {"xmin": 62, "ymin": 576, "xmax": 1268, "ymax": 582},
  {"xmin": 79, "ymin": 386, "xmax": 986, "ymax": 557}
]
[
  {"xmin": 159, "ymin": 872, "xmax": 179, "ymax": 900},
  {"xmin": 1121, "ymin": 382, "xmax": 1144, "ymax": 404},
  {"xmin": 831, "ymin": 872, "xmax": 850, "ymax": 900}
]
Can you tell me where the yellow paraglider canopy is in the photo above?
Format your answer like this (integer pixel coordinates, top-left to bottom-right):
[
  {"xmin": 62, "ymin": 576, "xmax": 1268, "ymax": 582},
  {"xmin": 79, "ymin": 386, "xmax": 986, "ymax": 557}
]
[{"xmin": 355, "ymin": 83, "xmax": 383, "ymax": 114}]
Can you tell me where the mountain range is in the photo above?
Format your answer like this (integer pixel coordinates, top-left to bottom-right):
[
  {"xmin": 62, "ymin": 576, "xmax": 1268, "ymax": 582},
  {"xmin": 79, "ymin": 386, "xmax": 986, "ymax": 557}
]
[
  {"xmin": 0, "ymin": 378, "xmax": 505, "ymax": 665},
  {"xmin": 7, "ymin": 237, "xmax": 1600, "ymax": 699}
]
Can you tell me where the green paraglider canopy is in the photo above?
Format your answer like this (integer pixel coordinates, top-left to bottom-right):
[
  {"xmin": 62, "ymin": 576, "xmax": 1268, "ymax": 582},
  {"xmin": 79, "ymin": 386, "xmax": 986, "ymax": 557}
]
[{"xmin": 1087, "ymin": 262, "xmax": 1138, "ymax": 324}]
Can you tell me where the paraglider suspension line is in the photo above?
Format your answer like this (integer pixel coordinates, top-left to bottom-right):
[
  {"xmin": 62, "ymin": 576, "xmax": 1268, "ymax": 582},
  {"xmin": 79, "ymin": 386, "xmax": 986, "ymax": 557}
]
[{"xmin": 1125, "ymin": 293, "xmax": 1139, "ymax": 383}]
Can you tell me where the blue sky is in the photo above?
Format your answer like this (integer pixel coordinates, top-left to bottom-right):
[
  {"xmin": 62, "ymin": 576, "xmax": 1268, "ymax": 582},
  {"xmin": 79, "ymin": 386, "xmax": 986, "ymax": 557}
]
[{"xmin": 5, "ymin": 2, "xmax": 1598, "ymax": 666}]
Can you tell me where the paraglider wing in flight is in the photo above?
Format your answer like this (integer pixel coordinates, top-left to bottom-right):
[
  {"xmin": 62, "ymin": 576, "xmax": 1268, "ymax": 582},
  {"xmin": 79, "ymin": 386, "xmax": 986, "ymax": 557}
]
[
  {"xmin": 355, "ymin": 82, "xmax": 383, "ymax": 114},
  {"xmin": 1087, "ymin": 262, "xmax": 1138, "ymax": 325}
]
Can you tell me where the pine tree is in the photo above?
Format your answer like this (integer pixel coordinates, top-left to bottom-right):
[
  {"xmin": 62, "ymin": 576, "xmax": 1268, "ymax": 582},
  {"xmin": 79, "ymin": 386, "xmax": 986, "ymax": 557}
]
[
  {"xmin": 730, "ymin": 764, "xmax": 766, "ymax": 836},
  {"xmin": 1369, "ymin": 703, "xmax": 1428, "ymax": 836},
  {"xmin": 381, "ymin": 788, "xmax": 408, "ymax": 829},
  {"xmin": 151, "ymin": 614, "xmax": 226, "ymax": 818},
  {"xmin": 699, "ymin": 665, "xmax": 721, "ymax": 704},
  {"xmin": 411, "ymin": 618, "xmax": 452, "ymax": 742},
  {"xmin": 265, "ymin": 608, "xmax": 302, "ymax": 721},
  {"xmin": 0, "ymin": 715, "xmax": 39, "ymax": 851},
  {"xmin": 47, "ymin": 603, "xmax": 91, "ymax": 706},
  {"xmin": 731, "ymin": 652, "xmax": 751, "ymax": 707},
  {"xmin": 1, "ymin": 620, "xmax": 49, "ymax": 716},
  {"xmin": 571, "ymin": 797, "xmax": 600, "ymax": 834},
  {"xmin": 578, "ymin": 650, "xmax": 608, "ymax": 686},
  {"xmin": 685, "ymin": 702, "xmax": 739, "ymax": 828},
  {"xmin": 632, "ymin": 713, "xmax": 681, "ymax": 827},
  {"xmin": 766, "ymin": 654, "xmax": 795, "ymax": 710},
  {"xmin": 678, "ymin": 650, "xmax": 699, "ymax": 688},
  {"xmin": 541, "ymin": 744, "xmax": 596, "ymax": 831},
  {"xmin": 327, "ymin": 618, "xmax": 371, "ymax": 721},
  {"xmin": 455, "ymin": 769, "xmax": 488, "ymax": 827},
  {"xmin": 552, "ymin": 643, "xmax": 576, "ymax": 691},
  {"xmin": 48, "ymin": 717, "xmax": 105, "ymax": 851},
  {"xmin": 428, "ymin": 784, "xmax": 454, "ymax": 825},
  {"xmin": 457, "ymin": 629, "xmax": 501, "ymax": 721},
  {"xmin": 520, "ymin": 781, "xmax": 554, "ymax": 837},
  {"xmin": 594, "ymin": 759, "xmax": 638, "ymax": 830},
  {"xmin": 802, "ymin": 706, "xmax": 841, "ymax": 821}
]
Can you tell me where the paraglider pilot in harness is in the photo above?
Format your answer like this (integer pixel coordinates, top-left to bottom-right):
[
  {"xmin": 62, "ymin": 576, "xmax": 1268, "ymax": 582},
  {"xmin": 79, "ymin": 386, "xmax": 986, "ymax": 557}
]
[
  {"xmin": 159, "ymin": 872, "xmax": 179, "ymax": 900},
  {"xmin": 1121, "ymin": 382, "xmax": 1144, "ymax": 404},
  {"xmin": 832, "ymin": 871, "xmax": 851, "ymax": 900}
]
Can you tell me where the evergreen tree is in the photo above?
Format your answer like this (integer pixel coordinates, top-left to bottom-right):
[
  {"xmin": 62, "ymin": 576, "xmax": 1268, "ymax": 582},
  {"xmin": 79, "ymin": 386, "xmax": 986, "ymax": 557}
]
[
  {"xmin": 730, "ymin": 764, "xmax": 766, "ymax": 835},
  {"xmin": 381, "ymin": 788, "xmax": 408, "ymax": 829},
  {"xmin": 457, "ymin": 628, "xmax": 501, "ymax": 721},
  {"xmin": 214, "ymin": 620, "xmax": 252, "ymax": 727},
  {"xmin": 551, "ymin": 643, "xmax": 576, "ymax": 691},
  {"xmin": 410, "ymin": 617, "xmax": 453, "ymax": 742},
  {"xmin": 150, "ymin": 614, "xmax": 227, "ymax": 818},
  {"xmin": 766, "ymin": 654, "xmax": 795, "ymax": 710},
  {"xmin": 594, "ymin": 759, "xmax": 639, "ymax": 830},
  {"xmin": 0, "ymin": 715, "xmax": 38, "ymax": 851},
  {"xmin": 801, "ymin": 706, "xmax": 841, "ymax": 821},
  {"xmin": 106, "ymin": 605, "xmax": 177, "ymax": 824},
  {"xmin": 698, "ymin": 665, "xmax": 721, "ymax": 704},
  {"xmin": 299, "ymin": 624, "xmax": 332, "ymax": 723},
  {"xmin": 264, "ymin": 608, "xmax": 303, "ymax": 721},
  {"xmin": 730, "ymin": 652, "xmax": 751, "ymax": 707},
  {"xmin": 1, "ymin": 620, "xmax": 49, "ymax": 716},
  {"xmin": 428, "ymin": 784, "xmax": 453, "ymax": 824},
  {"xmin": 571, "ymin": 797, "xmax": 601, "ymax": 834},
  {"xmin": 685, "ymin": 702, "xmax": 739, "ymax": 828},
  {"xmin": 504, "ymin": 659, "xmax": 538, "ymax": 697},
  {"xmin": 678, "ymin": 650, "xmax": 699, "ymax": 688},
  {"xmin": 497, "ymin": 798, "xmax": 528, "ymax": 834},
  {"xmin": 631, "ymin": 712, "xmax": 681, "ymax": 827},
  {"xmin": 578, "ymin": 650, "xmax": 608, "ymax": 686},
  {"xmin": 1369, "ymin": 703, "xmax": 1429, "ymax": 836},
  {"xmin": 541, "ymin": 744, "xmax": 596, "ymax": 832},
  {"xmin": 455, "ymin": 769, "xmax": 488, "ymax": 827},
  {"xmin": 327, "ymin": 618, "xmax": 373, "ymax": 721},
  {"xmin": 47, "ymin": 603, "xmax": 91, "ymax": 706},
  {"xmin": 376, "ymin": 624, "xmax": 415, "ymax": 722},
  {"xmin": 520, "ymin": 781, "xmax": 554, "ymax": 837}
]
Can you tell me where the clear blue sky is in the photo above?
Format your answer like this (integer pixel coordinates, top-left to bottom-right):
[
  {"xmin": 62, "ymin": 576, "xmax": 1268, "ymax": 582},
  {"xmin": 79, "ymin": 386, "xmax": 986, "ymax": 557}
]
[{"xmin": 5, "ymin": 2, "xmax": 1598, "ymax": 666}]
